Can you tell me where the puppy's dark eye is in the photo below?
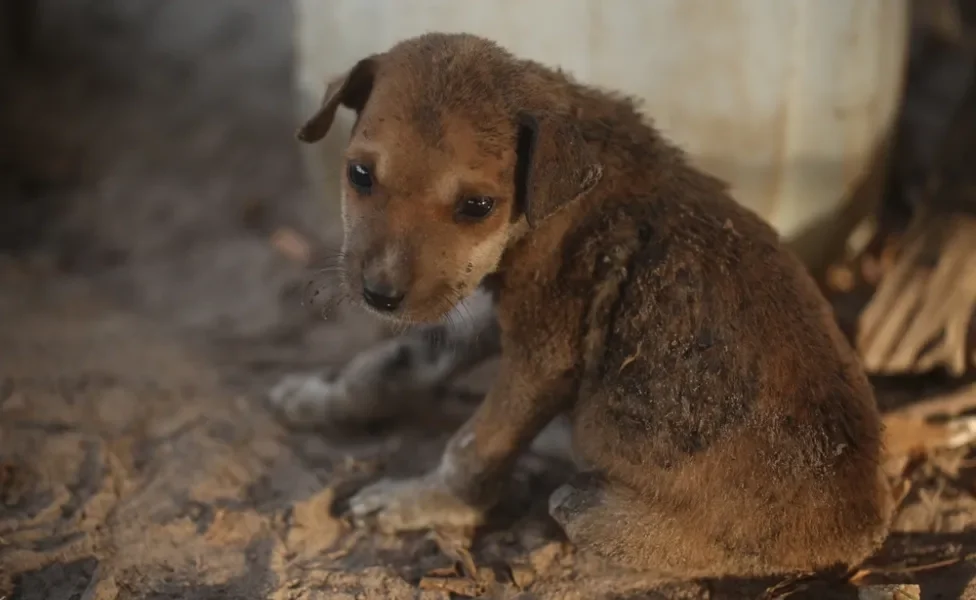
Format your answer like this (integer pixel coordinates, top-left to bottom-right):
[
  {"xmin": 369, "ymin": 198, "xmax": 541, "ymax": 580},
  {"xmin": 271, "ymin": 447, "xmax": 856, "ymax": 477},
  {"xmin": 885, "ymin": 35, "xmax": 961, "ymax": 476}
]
[
  {"xmin": 455, "ymin": 196, "xmax": 496, "ymax": 222},
  {"xmin": 347, "ymin": 162, "xmax": 373, "ymax": 194}
]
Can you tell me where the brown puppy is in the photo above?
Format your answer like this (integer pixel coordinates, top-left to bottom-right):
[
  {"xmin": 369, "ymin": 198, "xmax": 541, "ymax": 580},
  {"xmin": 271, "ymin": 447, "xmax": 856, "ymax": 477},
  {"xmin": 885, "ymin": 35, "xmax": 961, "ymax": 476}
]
[{"xmin": 295, "ymin": 32, "xmax": 892, "ymax": 578}]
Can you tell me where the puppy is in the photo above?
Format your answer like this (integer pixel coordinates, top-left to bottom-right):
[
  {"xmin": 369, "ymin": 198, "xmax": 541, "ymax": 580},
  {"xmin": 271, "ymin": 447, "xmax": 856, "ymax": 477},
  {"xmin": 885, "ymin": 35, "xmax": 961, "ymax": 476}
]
[{"xmin": 284, "ymin": 32, "xmax": 892, "ymax": 578}]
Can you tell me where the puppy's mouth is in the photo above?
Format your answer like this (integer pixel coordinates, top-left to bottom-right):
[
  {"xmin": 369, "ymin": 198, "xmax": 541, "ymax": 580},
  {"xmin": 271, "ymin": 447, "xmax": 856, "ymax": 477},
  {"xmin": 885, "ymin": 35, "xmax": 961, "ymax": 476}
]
[
  {"xmin": 348, "ymin": 277, "xmax": 467, "ymax": 326},
  {"xmin": 311, "ymin": 256, "xmax": 469, "ymax": 325}
]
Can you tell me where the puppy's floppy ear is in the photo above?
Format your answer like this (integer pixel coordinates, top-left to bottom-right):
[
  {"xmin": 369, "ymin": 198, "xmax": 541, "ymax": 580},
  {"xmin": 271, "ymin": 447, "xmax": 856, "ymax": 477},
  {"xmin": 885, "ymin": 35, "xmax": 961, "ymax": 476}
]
[
  {"xmin": 513, "ymin": 111, "xmax": 603, "ymax": 227},
  {"xmin": 296, "ymin": 56, "xmax": 379, "ymax": 144}
]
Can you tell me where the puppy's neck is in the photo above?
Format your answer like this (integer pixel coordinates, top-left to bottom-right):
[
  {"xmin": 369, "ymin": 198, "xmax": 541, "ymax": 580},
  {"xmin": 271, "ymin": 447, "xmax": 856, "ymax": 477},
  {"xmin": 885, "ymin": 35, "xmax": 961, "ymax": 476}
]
[
  {"xmin": 493, "ymin": 70, "xmax": 725, "ymax": 294},
  {"xmin": 494, "ymin": 184, "xmax": 593, "ymax": 292}
]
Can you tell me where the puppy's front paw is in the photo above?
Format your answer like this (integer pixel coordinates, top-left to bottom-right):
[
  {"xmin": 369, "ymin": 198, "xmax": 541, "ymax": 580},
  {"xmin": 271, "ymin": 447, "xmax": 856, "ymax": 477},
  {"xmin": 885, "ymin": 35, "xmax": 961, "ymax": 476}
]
[
  {"xmin": 268, "ymin": 372, "xmax": 347, "ymax": 429},
  {"xmin": 349, "ymin": 475, "xmax": 483, "ymax": 533},
  {"xmin": 547, "ymin": 472, "xmax": 613, "ymax": 543}
]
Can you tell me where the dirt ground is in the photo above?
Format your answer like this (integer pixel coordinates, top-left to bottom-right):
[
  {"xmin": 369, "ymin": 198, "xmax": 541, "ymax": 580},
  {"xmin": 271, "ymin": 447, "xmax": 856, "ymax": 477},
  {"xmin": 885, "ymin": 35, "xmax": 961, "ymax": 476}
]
[{"xmin": 2, "ymin": 2, "xmax": 976, "ymax": 599}]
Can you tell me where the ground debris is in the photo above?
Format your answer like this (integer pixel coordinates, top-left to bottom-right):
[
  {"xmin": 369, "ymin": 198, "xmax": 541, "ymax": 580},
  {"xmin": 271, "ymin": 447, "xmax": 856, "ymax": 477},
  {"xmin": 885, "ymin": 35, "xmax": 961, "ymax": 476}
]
[
  {"xmin": 855, "ymin": 61, "xmax": 976, "ymax": 378},
  {"xmin": 857, "ymin": 583, "xmax": 921, "ymax": 600},
  {"xmin": 417, "ymin": 574, "xmax": 485, "ymax": 598},
  {"xmin": 882, "ymin": 383, "xmax": 976, "ymax": 458},
  {"xmin": 280, "ymin": 487, "xmax": 346, "ymax": 558},
  {"xmin": 418, "ymin": 528, "xmax": 496, "ymax": 597},
  {"xmin": 857, "ymin": 215, "xmax": 976, "ymax": 377}
]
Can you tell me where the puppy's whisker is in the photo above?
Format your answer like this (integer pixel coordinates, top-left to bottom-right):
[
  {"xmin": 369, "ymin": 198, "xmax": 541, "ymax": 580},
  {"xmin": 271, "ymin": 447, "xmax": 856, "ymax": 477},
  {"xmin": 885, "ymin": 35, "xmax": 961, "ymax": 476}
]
[
  {"xmin": 428, "ymin": 296, "xmax": 472, "ymax": 355},
  {"xmin": 300, "ymin": 266, "xmax": 349, "ymax": 321},
  {"xmin": 311, "ymin": 252, "xmax": 349, "ymax": 274},
  {"xmin": 302, "ymin": 272, "xmax": 342, "ymax": 297},
  {"xmin": 312, "ymin": 266, "xmax": 346, "ymax": 275},
  {"xmin": 443, "ymin": 309, "xmax": 459, "ymax": 342},
  {"xmin": 387, "ymin": 317, "xmax": 410, "ymax": 337},
  {"xmin": 457, "ymin": 295, "xmax": 476, "ymax": 333},
  {"xmin": 448, "ymin": 292, "xmax": 477, "ymax": 341}
]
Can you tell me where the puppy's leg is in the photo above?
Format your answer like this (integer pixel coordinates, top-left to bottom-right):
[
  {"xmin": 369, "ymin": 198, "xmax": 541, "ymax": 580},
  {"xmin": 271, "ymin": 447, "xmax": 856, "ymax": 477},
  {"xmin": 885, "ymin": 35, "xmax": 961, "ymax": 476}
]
[
  {"xmin": 549, "ymin": 471, "xmax": 872, "ymax": 579},
  {"xmin": 348, "ymin": 356, "xmax": 571, "ymax": 532},
  {"xmin": 528, "ymin": 413, "xmax": 577, "ymax": 463},
  {"xmin": 548, "ymin": 472, "xmax": 734, "ymax": 579},
  {"xmin": 270, "ymin": 288, "xmax": 499, "ymax": 429}
]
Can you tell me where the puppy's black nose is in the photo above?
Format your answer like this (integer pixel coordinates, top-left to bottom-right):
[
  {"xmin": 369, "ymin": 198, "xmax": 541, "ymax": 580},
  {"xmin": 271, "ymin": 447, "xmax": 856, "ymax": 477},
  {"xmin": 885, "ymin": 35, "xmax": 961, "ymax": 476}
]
[{"xmin": 361, "ymin": 277, "xmax": 405, "ymax": 312}]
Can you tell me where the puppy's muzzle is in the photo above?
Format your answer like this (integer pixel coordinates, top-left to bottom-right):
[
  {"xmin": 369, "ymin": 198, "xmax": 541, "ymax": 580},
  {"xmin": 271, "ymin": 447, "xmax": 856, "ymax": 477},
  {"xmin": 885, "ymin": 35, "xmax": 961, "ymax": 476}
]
[
  {"xmin": 358, "ymin": 243, "xmax": 412, "ymax": 313},
  {"xmin": 361, "ymin": 274, "xmax": 405, "ymax": 312}
]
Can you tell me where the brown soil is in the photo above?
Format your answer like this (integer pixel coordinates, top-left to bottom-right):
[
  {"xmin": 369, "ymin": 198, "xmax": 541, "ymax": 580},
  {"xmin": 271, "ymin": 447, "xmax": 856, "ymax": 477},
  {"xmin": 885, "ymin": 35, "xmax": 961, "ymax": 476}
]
[{"xmin": 1, "ymin": 2, "xmax": 975, "ymax": 599}]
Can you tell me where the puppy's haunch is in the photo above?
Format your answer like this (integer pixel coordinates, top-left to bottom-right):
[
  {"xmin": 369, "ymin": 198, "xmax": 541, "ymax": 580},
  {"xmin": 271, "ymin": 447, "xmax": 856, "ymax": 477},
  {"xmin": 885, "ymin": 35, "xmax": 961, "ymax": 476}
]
[{"xmin": 295, "ymin": 32, "xmax": 891, "ymax": 579}]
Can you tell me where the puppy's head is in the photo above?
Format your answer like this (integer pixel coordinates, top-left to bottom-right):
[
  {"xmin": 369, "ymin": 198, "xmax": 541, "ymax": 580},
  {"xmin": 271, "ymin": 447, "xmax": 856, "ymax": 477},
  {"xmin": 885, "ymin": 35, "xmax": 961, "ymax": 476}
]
[{"xmin": 299, "ymin": 33, "xmax": 602, "ymax": 323}]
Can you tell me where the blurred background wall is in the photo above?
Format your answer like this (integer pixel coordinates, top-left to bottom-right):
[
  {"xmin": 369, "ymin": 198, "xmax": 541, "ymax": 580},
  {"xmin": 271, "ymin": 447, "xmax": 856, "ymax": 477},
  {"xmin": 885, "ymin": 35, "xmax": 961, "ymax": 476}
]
[{"xmin": 295, "ymin": 0, "xmax": 910, "ymax": 273}]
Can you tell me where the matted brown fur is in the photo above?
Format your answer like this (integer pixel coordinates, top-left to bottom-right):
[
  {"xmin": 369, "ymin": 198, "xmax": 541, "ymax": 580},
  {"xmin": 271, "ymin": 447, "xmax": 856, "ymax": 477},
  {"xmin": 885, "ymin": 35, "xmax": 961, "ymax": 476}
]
[{"xmin": 297, "ymin": 32, "xmax": 892, "ymax": 579}]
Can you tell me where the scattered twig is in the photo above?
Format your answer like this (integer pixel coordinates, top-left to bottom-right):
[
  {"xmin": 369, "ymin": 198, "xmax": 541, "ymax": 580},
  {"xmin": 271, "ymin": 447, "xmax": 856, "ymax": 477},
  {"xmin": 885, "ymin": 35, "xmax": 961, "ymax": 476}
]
[
  {"xmin": 618, "ymin": 340, "xmax": 643, "ymax": 373},
  {"xmin": 890, "ymin": 478, "xmax": 914, "ymax": 512},
  {"xmin": 882, "ymin": 383, "xmax": 976, "ymax": 457},
  {"xmin": 857, "ymin": 58, "xmax": 976, "ymax": 377},
  {"xmin": 324, "ymin": 527, "xmax": 364, "ymax": 561},
  {"xmin": 759, "ymin": 573, "xmax": 818, "ymax": 600},
  {"xmin": 857, "ymin": 216, "xmax": 976, "ymax": 376},
  {"xmin": 418, "ymin": 529, "xmax": 492, "ymax": 597},
  {"xmin": 850, "ymin": 553, "xmax": 972, "ymax": 584},
  {"xmin": 430, "ymin": 528, "xmax": 478, "ymax": 579}
]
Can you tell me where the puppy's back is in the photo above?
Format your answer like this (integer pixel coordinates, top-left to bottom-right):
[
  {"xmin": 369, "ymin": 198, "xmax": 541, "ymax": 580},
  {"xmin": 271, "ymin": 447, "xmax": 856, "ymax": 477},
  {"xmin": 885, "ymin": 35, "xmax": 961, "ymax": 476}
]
[{"xmin": 560, "ymin": 161, "xmax": 890, "ymax": 570}]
